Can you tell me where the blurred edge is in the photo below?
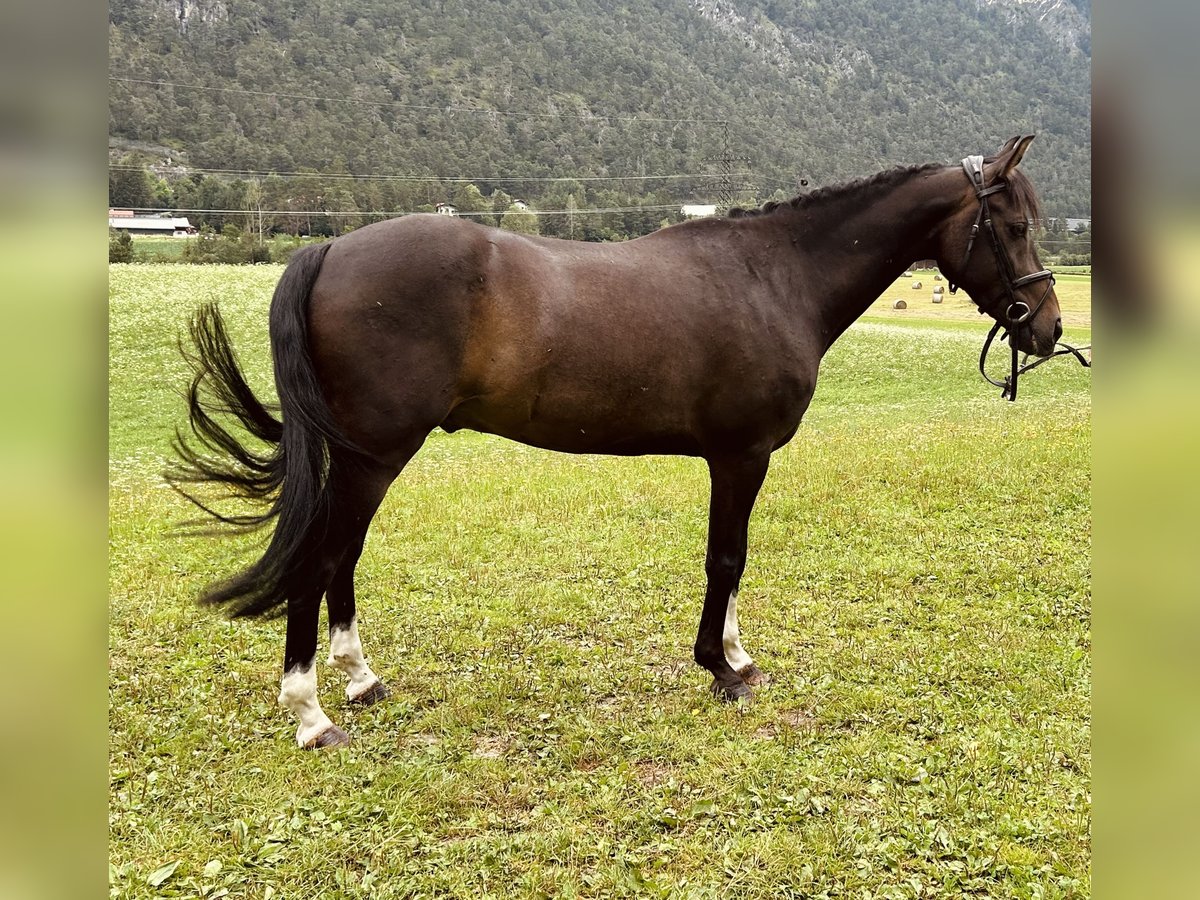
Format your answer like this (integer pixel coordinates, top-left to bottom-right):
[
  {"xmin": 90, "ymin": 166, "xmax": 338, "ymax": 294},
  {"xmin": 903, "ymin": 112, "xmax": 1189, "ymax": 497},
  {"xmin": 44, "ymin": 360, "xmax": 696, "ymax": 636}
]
[
  {"xmin": 0, "ymin": 0, "xmax": 1194, "ymax": 897},
  {"xmin": 1093, "ymin": 2, "xmax": 1200, "ymax": 899},
  {"xmin": 0, "ymin": 1, "xmax": 108, "ymax": 899}
]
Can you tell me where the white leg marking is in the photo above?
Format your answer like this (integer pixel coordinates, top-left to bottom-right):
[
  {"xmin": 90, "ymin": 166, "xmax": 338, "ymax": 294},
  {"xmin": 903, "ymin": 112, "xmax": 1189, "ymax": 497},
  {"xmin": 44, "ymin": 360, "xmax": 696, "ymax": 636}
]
[
  {"xmin": 278, "ymin": 663, "xmax": 335, "ymax": 747},
  {"xmin": 327, "ymin": 618, "xmax": 382, "ymax": 700},
  {"xmin": 723, "ymin": 591, "xmax": 754, "ymax": 671}
]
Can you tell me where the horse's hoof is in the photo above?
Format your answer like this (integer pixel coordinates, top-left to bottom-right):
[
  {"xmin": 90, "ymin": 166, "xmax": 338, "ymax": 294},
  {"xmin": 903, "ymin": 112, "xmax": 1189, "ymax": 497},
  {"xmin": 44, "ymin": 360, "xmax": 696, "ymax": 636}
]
[
  {"xmin": 350, "ymin": 680, "xmax": 391, "ymax": 706},
  {"xmin": 737, "ymin": 663, "xmax": 770, "ymax": 687},
  {"xmin": 304, "ymin": 725, "xmax": 351, "ymax": 750},
  {"xmin": 710, "ymin": 678, "xmax": 753, "ymax": 705}
]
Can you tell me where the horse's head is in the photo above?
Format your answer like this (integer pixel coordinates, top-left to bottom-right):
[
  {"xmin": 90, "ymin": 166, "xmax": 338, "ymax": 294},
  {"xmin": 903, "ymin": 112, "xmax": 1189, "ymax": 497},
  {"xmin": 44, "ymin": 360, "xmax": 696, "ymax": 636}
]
[{"xmin": 936, "ymin": 135, "xmax": 1062, "ymax": 357}]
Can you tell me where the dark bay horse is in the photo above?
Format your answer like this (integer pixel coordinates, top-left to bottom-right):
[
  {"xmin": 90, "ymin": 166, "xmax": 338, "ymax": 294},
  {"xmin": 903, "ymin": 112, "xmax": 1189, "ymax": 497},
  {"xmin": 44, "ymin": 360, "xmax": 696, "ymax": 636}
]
[{"xmin": 173, "ymin": 135, "xmax": 1062, "ymax": 748}]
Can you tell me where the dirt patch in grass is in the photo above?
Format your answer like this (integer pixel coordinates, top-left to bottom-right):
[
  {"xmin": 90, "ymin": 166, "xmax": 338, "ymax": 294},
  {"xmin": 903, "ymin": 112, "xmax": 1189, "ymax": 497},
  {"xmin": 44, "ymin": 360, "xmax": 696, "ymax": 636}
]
[
  {"xmin": 755, "ymin": 708, "xmax": 819, "ymax": 740},
  {"xmin": 471, "ymin": 734, "xmax": 510, "ymax": 759},
  {"xmin": 633, "ymin": 760, "xmax": 674, "ymax": 788}
]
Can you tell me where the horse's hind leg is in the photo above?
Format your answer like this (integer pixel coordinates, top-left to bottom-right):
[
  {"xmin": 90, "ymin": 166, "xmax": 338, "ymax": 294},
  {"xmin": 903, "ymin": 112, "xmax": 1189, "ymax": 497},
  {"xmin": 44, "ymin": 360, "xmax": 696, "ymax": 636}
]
[
  {"xmin": 281, "ymin": 589, "xmax": 347, "ymax": 748},
  {"xmin": 325, "ymin": 535, "xmax": 390, "ymax": 705},
  {"xmin": 278, "ymin": 455, "xmax": 400, "ymax": 748},
  {"xmin": 323, "ymin": 434, "xmax": 436, "ymax": 704}
]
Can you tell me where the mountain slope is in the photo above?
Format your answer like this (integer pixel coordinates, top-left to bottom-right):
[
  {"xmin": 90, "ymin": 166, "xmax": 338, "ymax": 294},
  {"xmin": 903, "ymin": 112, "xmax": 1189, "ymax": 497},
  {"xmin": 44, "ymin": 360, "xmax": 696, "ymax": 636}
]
[{"xmin": 108, "ymin": 0, "xmax": 1090, "ymax": 217}]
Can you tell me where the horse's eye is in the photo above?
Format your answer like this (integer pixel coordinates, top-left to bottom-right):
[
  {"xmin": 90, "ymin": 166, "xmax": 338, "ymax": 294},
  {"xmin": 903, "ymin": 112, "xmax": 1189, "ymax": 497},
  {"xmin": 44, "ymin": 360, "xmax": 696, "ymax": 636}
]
[{"xmin": 1011, "ymin": 222, "xmax": 1029, "ymax": 238}]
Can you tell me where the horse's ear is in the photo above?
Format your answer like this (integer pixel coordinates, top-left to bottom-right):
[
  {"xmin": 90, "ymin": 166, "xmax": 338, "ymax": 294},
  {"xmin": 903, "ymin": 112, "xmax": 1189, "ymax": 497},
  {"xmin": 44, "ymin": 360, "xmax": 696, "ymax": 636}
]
[
  {"xmin": 998, "ymin": 135, "xmax": 1022, "ymax": 155},
  {"xmin": 986, "ymin": 134, "xmax": 1036, "ymax": 182}
]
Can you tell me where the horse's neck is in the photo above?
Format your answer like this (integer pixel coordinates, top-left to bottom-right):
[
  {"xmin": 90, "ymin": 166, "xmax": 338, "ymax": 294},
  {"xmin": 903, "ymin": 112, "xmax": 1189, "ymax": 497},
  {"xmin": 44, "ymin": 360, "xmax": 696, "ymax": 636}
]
[{"xmin": 774, "ymin": 167, "xmax": 961, "ymax": 352}]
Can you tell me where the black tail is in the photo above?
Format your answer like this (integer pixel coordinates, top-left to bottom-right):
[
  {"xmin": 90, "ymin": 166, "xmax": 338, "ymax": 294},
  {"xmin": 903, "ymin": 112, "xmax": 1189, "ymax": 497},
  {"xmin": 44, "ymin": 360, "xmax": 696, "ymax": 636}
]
[{"xmin": 169, "ymin": 241, "xmax": 352, "ymax": 618}]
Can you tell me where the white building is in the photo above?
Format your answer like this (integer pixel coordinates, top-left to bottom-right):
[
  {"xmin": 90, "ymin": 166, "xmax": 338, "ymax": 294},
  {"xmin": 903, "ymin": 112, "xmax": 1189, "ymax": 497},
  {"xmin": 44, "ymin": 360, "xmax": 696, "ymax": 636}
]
[{"xmin": 108, "ymin": 210, "xmax": 196, "ymax": 236}]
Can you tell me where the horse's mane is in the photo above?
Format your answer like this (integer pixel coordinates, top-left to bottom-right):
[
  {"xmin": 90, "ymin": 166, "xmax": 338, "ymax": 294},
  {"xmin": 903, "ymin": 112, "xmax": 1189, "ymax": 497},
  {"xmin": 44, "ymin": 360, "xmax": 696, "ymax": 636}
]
[
  {"xmin": 727, "ymin": 163, "xmax": 943, "ymax": 219},
  {"xmin": 728, "ymin": 158, "xmax": 1042, "ymax": 222}
]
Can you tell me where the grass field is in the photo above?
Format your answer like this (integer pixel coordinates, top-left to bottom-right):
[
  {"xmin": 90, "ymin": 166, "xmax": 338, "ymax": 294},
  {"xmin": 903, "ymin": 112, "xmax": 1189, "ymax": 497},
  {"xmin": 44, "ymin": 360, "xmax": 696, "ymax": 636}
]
[
  {"xmin": 130, "ymin": 234, "xmax": 323, "ymax": 262},
  {"xmin": 127, "ymin": 235, "xmax": 190, "ymax": 261},
  {"xmin": 109, "ymin": 264, "xmax": 1090, "ymax": 899}
]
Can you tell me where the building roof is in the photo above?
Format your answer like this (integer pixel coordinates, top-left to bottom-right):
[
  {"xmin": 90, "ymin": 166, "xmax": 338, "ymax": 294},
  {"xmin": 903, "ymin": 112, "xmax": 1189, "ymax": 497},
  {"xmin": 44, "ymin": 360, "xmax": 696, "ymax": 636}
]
[{"xmin": 109, "ymin": 215, "xmax": 194, "ymax": 231}]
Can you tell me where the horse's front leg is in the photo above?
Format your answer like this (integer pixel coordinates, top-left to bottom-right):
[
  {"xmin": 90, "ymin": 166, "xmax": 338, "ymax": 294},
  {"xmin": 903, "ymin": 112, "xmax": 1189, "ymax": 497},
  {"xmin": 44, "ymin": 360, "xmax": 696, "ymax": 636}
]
[
  {"xmin": 723, "ymin": 590, "xmax": 770, "ymax": 687},
  {"xmin": 695, "ymin": 452, "xmax": 770, "ymax": 702}
]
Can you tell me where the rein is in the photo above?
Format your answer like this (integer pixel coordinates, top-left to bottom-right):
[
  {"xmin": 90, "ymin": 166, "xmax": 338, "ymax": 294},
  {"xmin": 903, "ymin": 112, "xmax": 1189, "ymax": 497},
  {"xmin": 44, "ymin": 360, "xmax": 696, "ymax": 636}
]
[
  {"xmin": 948, "ymin": 155, "xmax": 1090, "ymax": 400},
  {"xmin": 977, "ymin": 321, "xmax": 1092, "ymax": 399}
]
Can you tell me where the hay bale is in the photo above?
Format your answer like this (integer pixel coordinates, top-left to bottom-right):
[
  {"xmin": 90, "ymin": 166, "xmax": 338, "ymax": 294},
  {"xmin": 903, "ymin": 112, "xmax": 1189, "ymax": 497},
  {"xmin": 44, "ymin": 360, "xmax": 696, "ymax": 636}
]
[
  {"xmin": 931, "ymin": 293, "xmax": 942, "ymax": 304},
  {"xmin": 911, "ymin": 280, "xmax": 922, "ymax": 289},
  {"xmin": 902, "ymin": 270, "xmax": 913, "ymax": 277},
  {"xmin": 892, "ymin": 298, "xmax": 907, "ymax": 309},
  {"xmin": 933, "ymin": 273, "xmax": 943, "ymax": 281},
  {"xmin": 932, "ymin": 284, "xmax": 944, "ymax": 294}
]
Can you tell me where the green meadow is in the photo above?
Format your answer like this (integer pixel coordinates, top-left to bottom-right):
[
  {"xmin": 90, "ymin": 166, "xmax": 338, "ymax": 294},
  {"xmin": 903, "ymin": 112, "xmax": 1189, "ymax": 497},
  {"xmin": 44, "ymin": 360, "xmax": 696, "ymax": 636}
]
[{"xmin": 109, "ymin": 264, "xmax": 1090, "ymax": 899}]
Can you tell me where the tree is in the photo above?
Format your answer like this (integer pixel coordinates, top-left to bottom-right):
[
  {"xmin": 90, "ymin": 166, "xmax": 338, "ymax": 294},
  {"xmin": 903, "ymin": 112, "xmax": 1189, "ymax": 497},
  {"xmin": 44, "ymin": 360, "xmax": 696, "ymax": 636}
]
[
  {"xmin": 499, "ymin": 205, "xmax": 539, "ymax": 236},
  {"xmin": 244, "ymin": 179, "xmax": 267, "ymax": 246},
  {"xmin": 109, "ymin": 229, "xmax": 134, "ymax": 263},
  {"xmin": 108, "ymin": 0, "xmax": 1091, "ymax": 221},
  {"xmin": 451, "ymin": 183, "xmax": 493, "ymax": 226},
  {"xmin": 323, "ymin": 184, "xmax": 361, "ymax": 236},
  {"xmin": 565, "ymin": 193, "xmax": 578, "ymax": 240},
  {"xmin": 490, "ymin": 189, "xmax": 514, "ymax": 224},
  {"xmin": 108, "ymin": 156, "xmax": 152, "ymax": 209}
]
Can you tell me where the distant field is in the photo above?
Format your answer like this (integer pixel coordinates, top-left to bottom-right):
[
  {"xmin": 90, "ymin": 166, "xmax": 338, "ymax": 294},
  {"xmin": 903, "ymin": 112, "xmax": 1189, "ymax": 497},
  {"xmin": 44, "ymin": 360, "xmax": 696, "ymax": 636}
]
[
  {"xmin": 130, "ymin": 235, "xmax": 188, "ymax": 260},
  {"xmin": 109, "ymin": 265, "xmax": 1090, "ymax": 899},
  {"xmin": 131, "ymin": 234, "xmax": 322, "ymax": 262},
  {"xmin": 868, "ymin": 267, "xmax": 1092, "ymax": 333}
]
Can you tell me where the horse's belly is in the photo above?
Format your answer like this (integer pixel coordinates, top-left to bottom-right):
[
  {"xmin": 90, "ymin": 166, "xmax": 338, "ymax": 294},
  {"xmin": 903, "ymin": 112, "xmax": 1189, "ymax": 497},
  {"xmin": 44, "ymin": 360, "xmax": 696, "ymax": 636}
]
[
  {"xmin": 440, "ymin": 393, "xmax": 703, "ymax": 456},
  {"xmin": 515, "ymin": 427, "xmax": 703, "ymax": 457}
]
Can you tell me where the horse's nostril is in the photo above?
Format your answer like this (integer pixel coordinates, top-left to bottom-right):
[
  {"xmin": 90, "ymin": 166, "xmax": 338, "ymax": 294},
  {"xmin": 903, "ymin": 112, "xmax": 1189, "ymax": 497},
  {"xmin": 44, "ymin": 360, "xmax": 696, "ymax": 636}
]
[{"xmin": 1053, "ymin": 317, "xmax": 1063, "ymax": 343}]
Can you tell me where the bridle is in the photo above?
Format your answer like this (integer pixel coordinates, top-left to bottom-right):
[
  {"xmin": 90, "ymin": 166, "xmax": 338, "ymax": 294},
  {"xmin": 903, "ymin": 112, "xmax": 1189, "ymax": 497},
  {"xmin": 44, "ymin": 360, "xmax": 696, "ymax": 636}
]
[{"xmin": 948, "ymin": 155, "xmax": 1090, "ymax": 401}]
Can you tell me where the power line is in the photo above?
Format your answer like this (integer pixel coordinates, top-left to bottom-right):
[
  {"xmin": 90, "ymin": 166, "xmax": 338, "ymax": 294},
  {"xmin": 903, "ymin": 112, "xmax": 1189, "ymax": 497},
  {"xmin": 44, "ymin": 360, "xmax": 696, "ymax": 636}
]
[
  {"xmin": 108, "ymin": 76, "xmax": 727, "ymax": 125},
  {"xmin": 106, "ymin": 163, "xmax": 749, "ymax": 184},
  {"xmin": 115, "ymin": 205, "xmax": 690, "ymax": 217},
  {"xmin": 111, "ymin": 206, "xmax": 1093, "ymax": 236},
  {"xmin": 110, "ymin": 76, "xmax": 1091, "ymax": 216}
]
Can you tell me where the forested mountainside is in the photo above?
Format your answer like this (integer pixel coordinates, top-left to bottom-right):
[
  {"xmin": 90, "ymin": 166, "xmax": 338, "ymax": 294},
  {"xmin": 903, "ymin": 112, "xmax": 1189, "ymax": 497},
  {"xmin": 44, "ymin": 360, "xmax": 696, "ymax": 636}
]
[{"xmin": 109, "ymin": 0, "xmax": 1090, "ymax": 233}]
